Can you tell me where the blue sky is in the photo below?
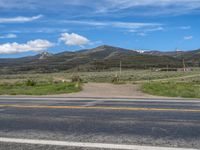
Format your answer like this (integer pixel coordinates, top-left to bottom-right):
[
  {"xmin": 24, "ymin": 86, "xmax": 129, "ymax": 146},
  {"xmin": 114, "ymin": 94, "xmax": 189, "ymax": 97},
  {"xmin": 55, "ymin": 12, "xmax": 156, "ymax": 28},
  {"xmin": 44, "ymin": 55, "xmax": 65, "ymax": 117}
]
[{"xmin": 0, "ymin": 0, "xmax": 200, "ymax": 58}]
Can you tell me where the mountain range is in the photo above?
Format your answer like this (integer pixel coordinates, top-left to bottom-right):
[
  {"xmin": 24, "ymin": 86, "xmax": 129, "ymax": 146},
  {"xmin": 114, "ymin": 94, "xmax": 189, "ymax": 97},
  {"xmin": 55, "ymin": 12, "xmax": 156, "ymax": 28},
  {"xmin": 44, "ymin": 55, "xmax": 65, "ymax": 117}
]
[{"xmin": 0, "ymin": 45, "xmax": 199, "ymax": 74}]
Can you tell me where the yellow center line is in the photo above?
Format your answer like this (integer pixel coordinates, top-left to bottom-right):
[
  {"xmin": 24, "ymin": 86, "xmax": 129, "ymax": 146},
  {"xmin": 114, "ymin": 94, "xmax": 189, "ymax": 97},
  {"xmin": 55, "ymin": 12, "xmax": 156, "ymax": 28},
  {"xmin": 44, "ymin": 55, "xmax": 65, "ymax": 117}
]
[{"xmin": 0, "ymin": 104, "xmax": 200, "ymax": 112}]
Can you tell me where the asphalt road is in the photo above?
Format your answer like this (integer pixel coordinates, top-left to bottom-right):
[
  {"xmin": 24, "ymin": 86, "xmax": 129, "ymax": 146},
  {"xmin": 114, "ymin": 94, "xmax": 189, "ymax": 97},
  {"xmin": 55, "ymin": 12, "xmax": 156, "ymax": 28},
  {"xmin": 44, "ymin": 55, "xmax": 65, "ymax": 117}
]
[{"xmin": 0, "ymin": 97, "xmax": 199, "ymax": 150}]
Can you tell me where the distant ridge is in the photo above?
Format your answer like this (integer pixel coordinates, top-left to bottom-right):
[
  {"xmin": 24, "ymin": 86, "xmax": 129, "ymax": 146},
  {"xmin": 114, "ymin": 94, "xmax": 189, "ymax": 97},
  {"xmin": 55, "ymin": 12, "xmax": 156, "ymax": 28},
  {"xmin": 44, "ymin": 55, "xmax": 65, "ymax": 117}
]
[
  {"xmin": 38, "ymin": 51, "xmax": 53, "ymax": 60},
  {"xmin": 0, "ymin": 45, "xmax": 199, "ymax": 74}
]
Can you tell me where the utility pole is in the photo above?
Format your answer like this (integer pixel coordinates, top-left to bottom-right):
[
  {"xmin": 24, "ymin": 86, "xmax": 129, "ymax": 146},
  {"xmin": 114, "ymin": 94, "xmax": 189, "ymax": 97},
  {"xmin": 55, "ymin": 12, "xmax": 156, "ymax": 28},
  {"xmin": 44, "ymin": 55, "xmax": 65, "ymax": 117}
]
[
  {"xmin": 183, "ymin": 59, "xmax": 186, "ymax": 71},
  {"xmin": 176, "ymin": 48, "xmax": 178, "ymax": 58},
  {"xmin": 167, "ymin": 65, "xmax": 169, "ymax": 72},
  {"xmin": 119, "ymin": 60, "xmax": 122, "ymax": 76}
]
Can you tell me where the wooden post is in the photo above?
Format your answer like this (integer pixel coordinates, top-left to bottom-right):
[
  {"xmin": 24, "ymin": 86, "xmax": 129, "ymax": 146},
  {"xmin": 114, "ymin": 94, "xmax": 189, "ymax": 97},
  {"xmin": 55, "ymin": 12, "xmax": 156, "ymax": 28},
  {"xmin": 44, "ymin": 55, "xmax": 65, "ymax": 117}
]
[
  {"xmin": 120, "ymin": 60, "xmax": 122, "ymax": 76},
  {"xmin": 183, "ymin": 59, "xmax": 186, "ymax": 71}
]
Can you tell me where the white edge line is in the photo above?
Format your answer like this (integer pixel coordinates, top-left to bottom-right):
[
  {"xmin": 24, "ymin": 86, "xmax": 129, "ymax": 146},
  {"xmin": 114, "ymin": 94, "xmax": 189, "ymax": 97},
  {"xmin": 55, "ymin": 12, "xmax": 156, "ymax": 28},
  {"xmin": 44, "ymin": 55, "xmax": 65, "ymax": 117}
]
[
  {"xmin": 0, "ymin": 97, "xmax": 200, "ymax": 103},
  {"xmin": 0, "ymin": 137, "xmax": 198, "ymax": 150}
]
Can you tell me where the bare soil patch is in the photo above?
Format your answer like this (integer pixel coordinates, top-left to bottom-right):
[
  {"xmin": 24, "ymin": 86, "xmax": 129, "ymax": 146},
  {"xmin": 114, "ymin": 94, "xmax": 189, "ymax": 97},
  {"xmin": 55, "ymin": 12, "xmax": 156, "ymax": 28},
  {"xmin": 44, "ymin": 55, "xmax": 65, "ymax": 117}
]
[{"xmin": 65, "ymin": 83, "xmax": 159, "ymax": 98}]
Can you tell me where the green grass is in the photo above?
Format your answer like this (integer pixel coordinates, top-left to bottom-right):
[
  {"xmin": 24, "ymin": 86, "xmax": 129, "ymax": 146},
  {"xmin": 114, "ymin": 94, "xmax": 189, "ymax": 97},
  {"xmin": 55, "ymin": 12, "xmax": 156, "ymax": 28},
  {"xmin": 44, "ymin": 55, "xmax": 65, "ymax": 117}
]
[
  {"xmin": 0, "ymin": 82, "xmax": 81, "ymax": 95},
  {"xmin": 142, "ymin": 81, "xmax": 200, "ymax": 98}
]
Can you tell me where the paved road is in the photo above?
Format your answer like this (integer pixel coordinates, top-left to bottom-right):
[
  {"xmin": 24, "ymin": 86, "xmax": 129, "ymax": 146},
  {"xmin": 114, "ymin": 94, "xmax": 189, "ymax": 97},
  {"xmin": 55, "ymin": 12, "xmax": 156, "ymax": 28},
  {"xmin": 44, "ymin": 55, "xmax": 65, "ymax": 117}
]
[{"xmin": 0, "ymin": 97, "xmax": 199, "ymax": 150}]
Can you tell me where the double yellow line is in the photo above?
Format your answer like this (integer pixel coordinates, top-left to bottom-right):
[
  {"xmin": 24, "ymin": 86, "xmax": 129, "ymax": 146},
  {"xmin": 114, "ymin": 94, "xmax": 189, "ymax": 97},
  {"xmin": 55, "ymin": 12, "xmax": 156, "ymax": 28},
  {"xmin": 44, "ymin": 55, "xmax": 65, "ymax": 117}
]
[{"xmin": 0, "ymin": 104, "xmax": 200, "ymax": 112}]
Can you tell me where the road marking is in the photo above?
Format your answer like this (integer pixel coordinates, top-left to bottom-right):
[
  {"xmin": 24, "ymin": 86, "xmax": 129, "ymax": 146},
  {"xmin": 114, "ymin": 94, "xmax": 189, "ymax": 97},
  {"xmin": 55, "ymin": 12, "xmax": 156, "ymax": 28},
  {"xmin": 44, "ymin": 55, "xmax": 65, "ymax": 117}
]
[
  {"xmin": 0, "ymin": 97, "xmax": 200, "ymax": 103},
  {"xmin": 0, "ymin": 137, "xmax": 197, "ymax": 150},
  {"xmin": 0, "ymin": 104, "xmax": 200, "ymax": 112},
  {"xmin": 83, "ymin": 100, "xmax": 104, "ymax": 107}
]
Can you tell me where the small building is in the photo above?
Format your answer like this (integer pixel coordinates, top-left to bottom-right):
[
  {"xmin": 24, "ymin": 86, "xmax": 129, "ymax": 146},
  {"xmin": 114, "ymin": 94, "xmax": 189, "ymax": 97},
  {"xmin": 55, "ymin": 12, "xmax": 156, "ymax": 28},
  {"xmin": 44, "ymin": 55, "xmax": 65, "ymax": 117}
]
[
  {"xmin": 152, "ymin": 68, "xmax": 193, "ymax": 72},
  {"xmin": 177, "ymin": 68, "xmax": 193, "ymax": 72}
]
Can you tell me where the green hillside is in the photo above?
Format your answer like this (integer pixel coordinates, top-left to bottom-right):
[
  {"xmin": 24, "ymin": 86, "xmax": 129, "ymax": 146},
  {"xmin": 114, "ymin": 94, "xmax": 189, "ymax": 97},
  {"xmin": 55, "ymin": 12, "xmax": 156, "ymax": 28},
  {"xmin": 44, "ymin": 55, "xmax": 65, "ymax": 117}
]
[{"xmin": 0, "ymin": 45, "xmax": 197, "ymax": 74}]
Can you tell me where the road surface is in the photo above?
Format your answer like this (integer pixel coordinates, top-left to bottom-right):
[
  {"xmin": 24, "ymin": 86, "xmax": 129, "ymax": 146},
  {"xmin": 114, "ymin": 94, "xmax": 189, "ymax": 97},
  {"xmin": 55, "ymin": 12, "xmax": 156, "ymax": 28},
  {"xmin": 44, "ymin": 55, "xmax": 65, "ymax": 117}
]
[{"xmin": 0, "ymin": 97, "xmax": 199, "ymax": 150}]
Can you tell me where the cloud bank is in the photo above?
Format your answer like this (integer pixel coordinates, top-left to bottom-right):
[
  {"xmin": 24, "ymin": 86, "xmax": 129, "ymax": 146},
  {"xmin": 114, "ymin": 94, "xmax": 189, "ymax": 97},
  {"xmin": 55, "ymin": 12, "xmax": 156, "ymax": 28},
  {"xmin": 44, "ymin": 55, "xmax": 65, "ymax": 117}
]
[
  {"xmin": 1, "ymin": 0, "xmax": 200, "ymax": 16},
  {"xmin": 62, "ymin": 20, "xmax": 163, "ymax": 34},
  {"xmin": 0, "ymin": 39, "xmax": 54, "ymax": 54},
  {"xmin": 0, "ymin": 34, "xmax": 17, "ymax": 39},
  {"xmin": 59, "ymin": 33, "xmax": 90, "ymax": 47},
  {"xmin": 184, "ymin": 36, "xmax": 193, "ymax": 40},
  {"xmin": 0, "ymin": 15, "xmax": 43, "ymax": 23}
]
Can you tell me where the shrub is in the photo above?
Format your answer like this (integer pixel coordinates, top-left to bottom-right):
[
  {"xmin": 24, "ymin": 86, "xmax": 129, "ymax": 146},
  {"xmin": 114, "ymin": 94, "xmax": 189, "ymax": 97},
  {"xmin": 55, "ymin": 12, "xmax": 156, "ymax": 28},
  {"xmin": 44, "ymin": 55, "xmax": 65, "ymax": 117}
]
[
  {"xmin": 111, "ymin": 74, "xmax": 120, "ymax": 83},
  {"xmin": 25, "ymin": 79, "xmax": 36, "ymax": 86},
  {"xmin": 71, "ymin": 75, "xmax": 82, "ymax": 83}
]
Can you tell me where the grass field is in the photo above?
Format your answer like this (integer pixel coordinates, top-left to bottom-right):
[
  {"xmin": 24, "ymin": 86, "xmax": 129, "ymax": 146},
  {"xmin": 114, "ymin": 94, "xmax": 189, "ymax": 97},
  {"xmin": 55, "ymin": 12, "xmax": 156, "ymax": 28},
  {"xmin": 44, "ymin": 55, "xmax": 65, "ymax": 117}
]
[
  {"xmin": 0, "ymin": 69, "xmax": 200, "ymax": 97},
  {"xmin": 139, "ymin": 69, "xmax": 200, "ymax": 98},
  {"xmin": 0, "ymin": 81, "xmax": 81, "ymax": 95},
  {"xmin": 142, "ymin": 81, "xmax": 200, "ymax": 98}
]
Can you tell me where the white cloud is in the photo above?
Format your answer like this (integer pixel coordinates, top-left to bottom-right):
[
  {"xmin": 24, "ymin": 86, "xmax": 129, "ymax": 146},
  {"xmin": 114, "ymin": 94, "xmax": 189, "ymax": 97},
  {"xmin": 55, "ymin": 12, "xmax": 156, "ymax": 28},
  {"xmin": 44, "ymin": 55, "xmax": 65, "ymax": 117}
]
[
  {"xmin": 1, "ymin": 0, "xmax": 200, "ymax": 16},
  {"xmin": 0, "ymin": 39, "xmax": 54, "ymax": 54},
  {"xmin": 98, "ymin": 0, "xmax": 200, "ymax": 15},
  {"xmin": 0, "ymin": 15, "xmax": 43, "ymax": 23},
  {"xmin": 144, "ymin": 27, "xmax": 164, "ymax": 32},
  {"xmin": 184, "ymin": 36, "xmax": 193, "ymax": 40},
  {"xmin": 62, "ymin": 20, "xmax": 161, "ymax": 28},
  {"xmin": 0, "ymin": 34, "xmax": 17, "ymax": 39},
  {"xmin": 106, "ymin": 0, "xmax": 200, "ymax": 9},
  {"xmin": 9, "ymin": 28, "xmax": 69, "ymax": 34},
  {"xmin": 59, "ymin": 33, "xmax": 90, "ymax": 47},
  {"xmin": 62, "ymin": 20, "xmax": 163, "ymax": 34},
  {"xmin": 180, "ymin": 26, "xmax": 191, "ymax": 30},
  {"xmin": 137, "ymin": 33, "xmax": 147, "ymax": 37},
  {"xmin": 61, "ymin": 20, "xmax": 107, "ymax": 26},
  {"xmin": 111, "ymin": 22, "xmax": 161, "ymax": 29}
]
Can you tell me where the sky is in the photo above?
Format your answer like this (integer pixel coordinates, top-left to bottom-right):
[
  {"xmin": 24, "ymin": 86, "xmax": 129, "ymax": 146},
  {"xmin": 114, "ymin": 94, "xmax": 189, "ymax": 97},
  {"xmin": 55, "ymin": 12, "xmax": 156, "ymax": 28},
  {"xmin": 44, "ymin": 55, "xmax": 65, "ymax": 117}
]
[{"xmin": 0, "ymin": 0, "xmax": 200, "ymax": 58}]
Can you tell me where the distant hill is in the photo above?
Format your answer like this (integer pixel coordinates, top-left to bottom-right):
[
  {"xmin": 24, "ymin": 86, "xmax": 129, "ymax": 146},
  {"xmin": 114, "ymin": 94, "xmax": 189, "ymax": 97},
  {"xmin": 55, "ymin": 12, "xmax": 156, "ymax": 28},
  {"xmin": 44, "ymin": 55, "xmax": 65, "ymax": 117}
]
[
  {"xmin": 177, "ymin": 49, "xmax": 200, "ymax": 66},
  {"xmin": 144, "ymin": 49, "xmax": 200, "ymax": 66},
  {"xmin": 0, "ymin": 45, "xmax": 198, "ymax": 74},
  {"xmin": 143, "ymin": 50, "xmax": 185, "ymax": 57},
  {"xmin": 38, "ymin": 51, "xmax": 53, "ymax": 60}
]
